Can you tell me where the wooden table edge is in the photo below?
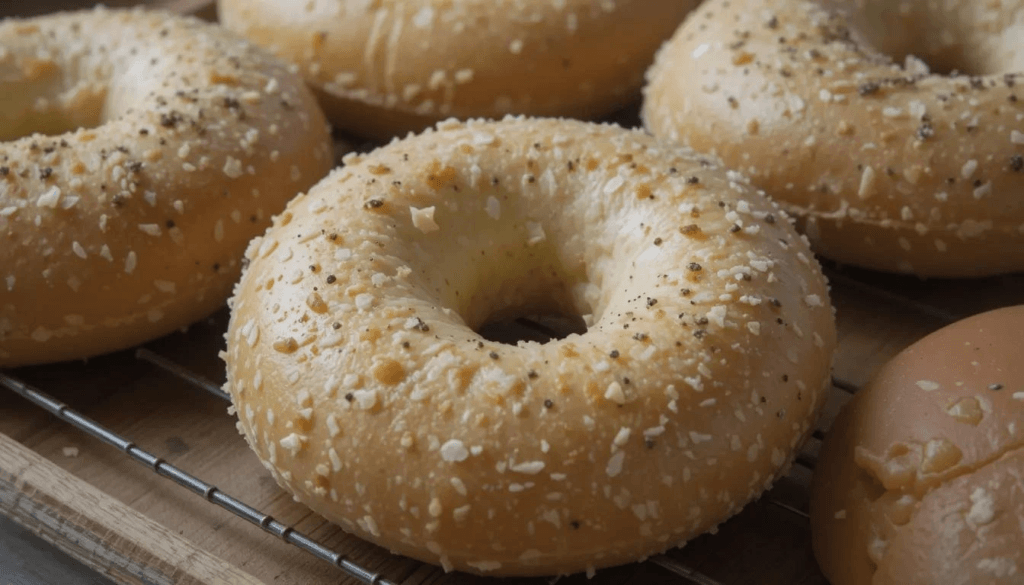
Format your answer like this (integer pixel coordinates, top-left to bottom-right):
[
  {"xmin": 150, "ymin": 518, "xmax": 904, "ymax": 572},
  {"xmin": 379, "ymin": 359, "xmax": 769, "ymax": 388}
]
[{"xmin": 0, "ymin": 431, "xmax": 264, "ymax": 585}]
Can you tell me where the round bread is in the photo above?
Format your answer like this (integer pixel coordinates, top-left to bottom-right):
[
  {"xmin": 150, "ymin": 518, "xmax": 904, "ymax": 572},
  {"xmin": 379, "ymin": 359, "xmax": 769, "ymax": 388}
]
[
  {"xmin": 217, "ymin": 0, "xmax": 698, "ymax": 140},
  {"xmin": 0, "ymin": 7, "xmax": 333, "ymax": 367},
  {"xmin": 810, "ymin": 306, "xmax": 1024, "ymax": 585},
  {"xmin": 223, "ymin": 117, "xmax": 837, "ymax": 575},
  {"xmin": 643, "ymin": 0, "xmax": 1024, "ymax": 277}
]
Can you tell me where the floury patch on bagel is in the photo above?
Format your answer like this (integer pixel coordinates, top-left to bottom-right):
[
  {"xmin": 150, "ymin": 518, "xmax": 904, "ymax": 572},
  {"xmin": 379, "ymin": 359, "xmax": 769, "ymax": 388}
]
[
  {"xmin": 223, "ymin": 117, "xmax": 837, "ymax": 576},
  {"xmin": 0, "ymin": 7, "xmax": 333, "ymax": 367}
]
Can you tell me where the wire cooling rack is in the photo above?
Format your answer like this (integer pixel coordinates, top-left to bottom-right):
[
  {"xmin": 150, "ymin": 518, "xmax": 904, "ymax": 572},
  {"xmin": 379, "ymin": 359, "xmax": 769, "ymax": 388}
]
[{"xmin": 1, "ymin": 263, "xmax": 991, "ymax": 585}]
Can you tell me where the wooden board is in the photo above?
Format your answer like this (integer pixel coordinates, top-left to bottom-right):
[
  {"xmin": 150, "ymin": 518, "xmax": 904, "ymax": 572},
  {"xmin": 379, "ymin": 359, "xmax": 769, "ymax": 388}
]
[{"xmin": 2, "ymin": 2, "xmax": 1023, "ymax": 584}]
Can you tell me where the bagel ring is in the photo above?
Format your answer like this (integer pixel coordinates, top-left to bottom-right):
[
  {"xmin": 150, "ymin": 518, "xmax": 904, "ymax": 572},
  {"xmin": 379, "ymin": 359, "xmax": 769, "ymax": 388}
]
[
  {"xmin": 643, "ymin": 0, "xmax": 1024, "ymax": 277},
  {"xmin": 224, "ymin": 117, "xmax": 837, "ymax": 575},
  {"xmin": 0, "ymin": 7, "xmax": 333, "ymax": 367},
  {"xmin": 217, "ymin": 0, "xmax": 699, "ymax": 139}
]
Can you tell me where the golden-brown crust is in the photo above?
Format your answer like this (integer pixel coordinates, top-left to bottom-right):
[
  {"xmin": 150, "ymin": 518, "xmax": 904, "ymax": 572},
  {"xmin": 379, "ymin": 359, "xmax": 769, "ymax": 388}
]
[
  {"xmin": 643, "ymin": 0, "xmax": 1024, "ymax": 277},
  {"xmin": 224, "ymin": 117, "xmax": 837, "ymax": 575},
  {"xmin": 217, "ymin": 0, "xmax": 698, "ymax": 140},
  {"xmin": 0, "ymin": 7, "xmax": 333, "ymax": 367},
  {"xmin": 877, "ymin": 450, "xmax": 1024, "ymax": 584},
  {"xmin": 810, "ymin": 306, "xmax": 1024, "ymax": 585}
]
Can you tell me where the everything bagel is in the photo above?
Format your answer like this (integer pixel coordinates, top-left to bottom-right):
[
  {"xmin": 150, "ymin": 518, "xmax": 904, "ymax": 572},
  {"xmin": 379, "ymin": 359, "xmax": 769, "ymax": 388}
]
[
  {"xmin": 0, "ymin": 7, "xmax": 333, "ymax": 367},
  {"xmin": 223, "ymin": 117, "xmax": 837, "ymax": 575},
  {"xmin": 644, "ymin": 0, "xmax": 1024, "ymax": 277}
]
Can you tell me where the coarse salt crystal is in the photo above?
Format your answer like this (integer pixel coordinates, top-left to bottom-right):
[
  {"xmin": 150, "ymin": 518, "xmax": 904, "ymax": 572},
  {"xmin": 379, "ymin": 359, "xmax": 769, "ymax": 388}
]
[
  {"xmin": 410, "ymin": 206, "xmax": 439, "ymax": 233},
  {"xmin": 604, "ymin": 382, "xmax": 625, "ymax": 404},
  {"xmin": 138, "ymin": 223, "xmax": 162, "ymax": 237},
  {"xmin": 440, "ymin": 439, "xmax": 469, "ymax": 462},
  {"xmin": 613, "ymin": 427, "xmax": 631, "ymax": 447},
  {"xmin": 352, "ymin": 389, "xmax": 377, "ymax": 410},
  {"xmin": 355, "ymin": 294, "xmax": 374, "ymax": 310},
  {"xmin": 526, "ymin": 222, "xmax": 546, "ymax": 245},
  {"xmin": 689, "ymin": 431, "xmax": 712, "ymax": 444},
  {"xmin": 961, "ymin": 159, "xmax": 979, "ymax": 179},
  {"xmin": 279, "ymin": 433, "xmax": 304, "ymax": 456},
  {"xmin": 37, "ymin": 186, "xmax": 61, "ymax": 208}
]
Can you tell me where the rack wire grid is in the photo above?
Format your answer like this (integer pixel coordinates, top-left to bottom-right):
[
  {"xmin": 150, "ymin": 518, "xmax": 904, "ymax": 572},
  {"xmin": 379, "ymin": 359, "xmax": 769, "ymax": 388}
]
[{"xmin": 0, "ymin": 263, "xmax": 985, "ymax": 585}]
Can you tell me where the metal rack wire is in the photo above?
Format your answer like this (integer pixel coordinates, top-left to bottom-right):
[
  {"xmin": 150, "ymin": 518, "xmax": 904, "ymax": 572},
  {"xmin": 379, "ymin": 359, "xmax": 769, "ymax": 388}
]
[{"xmin": 0, "ymin": 270, "xmax": 964, "ymax": 585}]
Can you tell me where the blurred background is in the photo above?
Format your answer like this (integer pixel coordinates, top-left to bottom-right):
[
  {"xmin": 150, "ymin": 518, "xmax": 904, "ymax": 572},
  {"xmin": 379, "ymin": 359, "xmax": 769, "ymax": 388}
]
[{"xmin": 0, "ymin": 0, "xmax": 213, "ymax": 18}]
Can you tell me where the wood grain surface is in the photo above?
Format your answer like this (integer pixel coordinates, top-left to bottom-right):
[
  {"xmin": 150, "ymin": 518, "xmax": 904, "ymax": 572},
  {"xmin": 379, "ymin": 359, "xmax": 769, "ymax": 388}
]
[{"xmin": 0, "ymin": 431, "xmax": 261, "ymax": 585}]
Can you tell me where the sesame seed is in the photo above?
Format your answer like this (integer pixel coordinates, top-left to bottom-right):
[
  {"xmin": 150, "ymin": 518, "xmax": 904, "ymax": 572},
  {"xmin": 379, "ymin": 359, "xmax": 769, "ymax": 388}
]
[
  {"xmin": 606, "ymin": 451, "xmax": 625, "ymax": 477},
  {"xmin": 857, "ymin": 166, "xmax": 876, "ymax": 200},
  {"xmin": 510, "ymin": 461, "xmax": 545, "ymax": 474}
]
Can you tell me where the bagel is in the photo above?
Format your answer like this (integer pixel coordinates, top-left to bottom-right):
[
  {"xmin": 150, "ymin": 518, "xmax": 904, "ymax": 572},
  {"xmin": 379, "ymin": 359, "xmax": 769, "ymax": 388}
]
[
  {"xmin": 810, "ymin": 306, "xmax": 1024, "ymax": 585},
  {"xmin": 223, "ymin": 117, "xmax": 837, "ymax": 575},
  {"xmin": 0, "ymin": 7, "xmax": 333, "ymax": 367},
  {"xmin": 217, "ymin": 0, "xmax": 698, "ymax": 140},
  {"xmin": 643, "ymin": 0, "xmax": 1024, "ymax": 277}
]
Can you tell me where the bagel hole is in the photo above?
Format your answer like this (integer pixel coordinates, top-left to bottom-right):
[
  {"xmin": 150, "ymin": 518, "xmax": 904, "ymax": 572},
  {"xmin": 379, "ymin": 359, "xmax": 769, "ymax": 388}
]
[
  {"xmin": 835, "ymin": 5, "xmax": 998, "ymax": 76},
  {"xmin": 873, "ymin": 41, "xmax": 987, "ymax": 77},
  {"xmin": 477, "ymin": 313, "xmax": 588, "ymax": 345},
  {"xmin": 0, "ymin": 88, "xmax": 108, "ymax": 142}
]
